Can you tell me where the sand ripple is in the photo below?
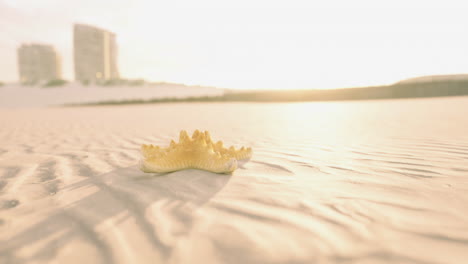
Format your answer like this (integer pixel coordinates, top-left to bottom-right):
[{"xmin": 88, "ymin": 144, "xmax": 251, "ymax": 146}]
[{"xmin": 1, "ymin": 98, "xmax": 468, "ymax": 264}]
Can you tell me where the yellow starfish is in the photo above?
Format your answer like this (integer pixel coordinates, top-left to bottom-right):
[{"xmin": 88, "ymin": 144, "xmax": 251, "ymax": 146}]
[{"xmin": 140, "ymin": 130, "xmax": 252, "ymax": 174}]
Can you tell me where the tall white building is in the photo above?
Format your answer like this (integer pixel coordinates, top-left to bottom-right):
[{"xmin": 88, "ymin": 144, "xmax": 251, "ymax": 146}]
[
  {"xmin": 17, "ymin": 44, "xmax": 61, "ymax": 84},
  {"xmin": 73, "ymin": 24, "xmax": 119, "ymax": 84}
]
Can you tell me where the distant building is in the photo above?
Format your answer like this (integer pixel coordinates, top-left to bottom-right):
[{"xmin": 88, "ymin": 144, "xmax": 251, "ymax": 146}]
[
  {"xmin": 17, "ymin": 44, "xmax": 61, "ymax": 84},
  {"xmin": 73, "ymin": 24, "xmax": 119, "ymax": 84}
]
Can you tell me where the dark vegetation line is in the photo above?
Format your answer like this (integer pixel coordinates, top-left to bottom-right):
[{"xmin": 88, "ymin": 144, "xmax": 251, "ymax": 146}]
[{"xmin": 68, "ymin": 80, "xmax": 468, "ymax": 106}]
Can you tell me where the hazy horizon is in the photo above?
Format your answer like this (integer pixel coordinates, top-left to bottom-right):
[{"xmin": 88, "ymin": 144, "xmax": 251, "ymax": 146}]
[{"xmin": 1, "ymin": 0, "xmax": 467, "ymax": 89}]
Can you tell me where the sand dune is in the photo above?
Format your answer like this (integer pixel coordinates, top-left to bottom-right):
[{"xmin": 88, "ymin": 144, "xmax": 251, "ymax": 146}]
[{"xmin": 1, "ymin": 98, "xmax": 468, "ymax": 263}]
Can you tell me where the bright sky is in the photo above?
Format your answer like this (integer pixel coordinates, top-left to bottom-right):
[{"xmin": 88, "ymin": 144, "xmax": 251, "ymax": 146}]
[{"xmin": 1, "ymin": 0, "xmax": 467, "ymax": 89}]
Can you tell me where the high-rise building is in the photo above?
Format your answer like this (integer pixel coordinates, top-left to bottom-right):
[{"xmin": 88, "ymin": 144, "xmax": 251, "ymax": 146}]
[
  {"xmin": 17, "ymin": 44, "xmax": 61, "ymax": 84},
  {"xmin": 73, "ymin": 24, "xmax": 119, "ymax": 84}
]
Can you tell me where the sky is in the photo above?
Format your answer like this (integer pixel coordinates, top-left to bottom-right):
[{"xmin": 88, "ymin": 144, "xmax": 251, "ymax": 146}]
[{"xmin": 1, "ymin": 0, "xmax": 467, "ymax": 89}]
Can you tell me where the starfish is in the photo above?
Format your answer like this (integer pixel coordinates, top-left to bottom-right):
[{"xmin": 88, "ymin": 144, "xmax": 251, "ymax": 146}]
[{"xmin": 140, "ymin": 130, "xmax": 252, "ymax": 174}]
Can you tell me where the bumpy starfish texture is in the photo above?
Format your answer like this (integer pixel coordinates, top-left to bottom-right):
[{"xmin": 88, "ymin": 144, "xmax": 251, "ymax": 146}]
[{"xmin": 140, "ymin": 130, "xmax": 252, "ymax": 174}]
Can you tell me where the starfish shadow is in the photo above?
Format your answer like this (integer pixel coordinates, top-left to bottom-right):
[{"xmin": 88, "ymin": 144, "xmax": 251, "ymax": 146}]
[{"xmin": 1, "ymin": 166, "xmax": 232, "ymax": 263}]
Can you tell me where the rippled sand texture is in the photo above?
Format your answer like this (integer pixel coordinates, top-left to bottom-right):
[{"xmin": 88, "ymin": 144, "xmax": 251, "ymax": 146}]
[{"xmin": 1, "ymin": 97, "xmax": 468, "ymax": 264}]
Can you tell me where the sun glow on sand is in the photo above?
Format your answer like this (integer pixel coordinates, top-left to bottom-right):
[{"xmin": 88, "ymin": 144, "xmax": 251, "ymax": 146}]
[{"xmin": 2, "ymin": 0, "xmax": 468, "ymax": 89}]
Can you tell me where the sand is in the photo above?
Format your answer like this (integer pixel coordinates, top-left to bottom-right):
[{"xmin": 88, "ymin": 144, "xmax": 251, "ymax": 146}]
[{"xmin": 1, "ymin": 97, "xmax": 468, "ymax": 264}]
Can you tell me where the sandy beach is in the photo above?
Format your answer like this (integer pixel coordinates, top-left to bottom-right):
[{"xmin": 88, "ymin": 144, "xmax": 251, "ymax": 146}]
[
  {"xmin": 0, "ymin": 84, "xmax": 223, "ymax": 108},
  {"xmin": 1, "ymin": 97, "xmax": 468, "ymax": 264}
]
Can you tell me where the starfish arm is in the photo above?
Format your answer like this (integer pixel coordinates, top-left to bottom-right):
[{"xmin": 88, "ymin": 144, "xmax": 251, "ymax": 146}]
[{"xmin": 140, "ymin": 152, "xmax": 237, "ymax": 174}]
